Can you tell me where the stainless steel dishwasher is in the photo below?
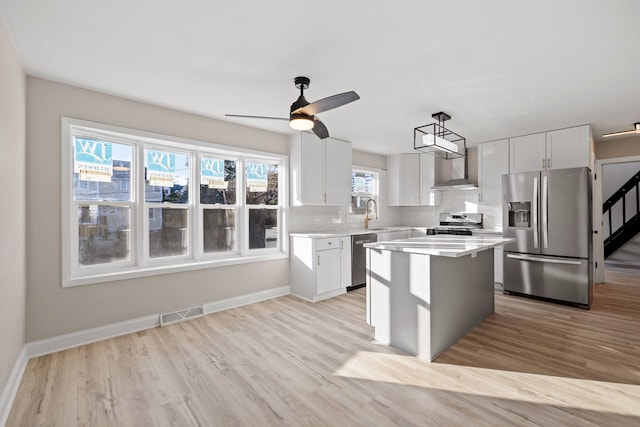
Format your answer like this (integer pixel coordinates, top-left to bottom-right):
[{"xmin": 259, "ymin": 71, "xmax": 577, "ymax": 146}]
[{"xmin": 349, "ymin": 233, "xmax": 377, "ymax": 291}]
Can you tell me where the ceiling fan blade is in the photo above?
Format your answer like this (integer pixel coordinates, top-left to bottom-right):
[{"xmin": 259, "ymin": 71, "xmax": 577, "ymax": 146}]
[
  {"xmin": 312, "ymin": 119, "xmax": 329, "ymax": 139},
  {"xmin": 295, "ymin": 91, "xmax": 360, "ymax": 115},
  {"xmin": 225, "ymin": 114, "xmax": 289, "ymax": 121}
]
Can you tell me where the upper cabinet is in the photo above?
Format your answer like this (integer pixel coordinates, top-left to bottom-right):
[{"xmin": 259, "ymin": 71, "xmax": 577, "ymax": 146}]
[
  {"xmin": 290, "ymin": 132, "xmax": 352, "ymax": 206},
  {"xmin": 478, "ymin": 139, "xmax": 509, "ymax": 203},
  {"xmin": 546, "ymin": 125, "xmax": 592, "ymax": 170},
  {"xmin": 387, "ymin": 153, "xmax": 440, "ymax": 206},
  {"xmin": 509, "ymin": 133, "xmax": 546, "ymax": 173},
  {"xmin": 510, "ymin": 125, "xmax": 592, "ymax": 173}
]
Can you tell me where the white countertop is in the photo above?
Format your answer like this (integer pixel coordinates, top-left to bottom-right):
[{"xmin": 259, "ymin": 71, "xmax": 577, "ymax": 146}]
[
  {"xmin": 364, "ymin": 235, "xmax": 515, "ymax": 258},
  {"xmin": 290, "ymin": 226, "xmax": 418, "ymax": 238}
]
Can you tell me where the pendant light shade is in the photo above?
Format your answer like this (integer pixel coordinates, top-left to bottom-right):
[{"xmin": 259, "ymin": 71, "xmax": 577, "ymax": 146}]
[{"xmin": 414, "ymin": 112, "xmax": 466, "ymax": 159}]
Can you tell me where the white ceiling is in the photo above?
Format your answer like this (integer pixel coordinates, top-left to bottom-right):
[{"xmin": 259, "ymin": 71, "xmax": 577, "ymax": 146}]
[{"xmin": 1, "ymin": 0, "xmax": 639, "ymax": 154}]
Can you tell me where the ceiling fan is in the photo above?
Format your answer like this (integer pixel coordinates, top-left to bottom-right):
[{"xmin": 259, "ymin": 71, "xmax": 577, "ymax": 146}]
[
  {"xmin": 226, "ymin": 76, "xmax": 359, "ymax": 139},
  {"xmin": 603, "ymin": 122, "xmax": 640, "ymax": 138}
]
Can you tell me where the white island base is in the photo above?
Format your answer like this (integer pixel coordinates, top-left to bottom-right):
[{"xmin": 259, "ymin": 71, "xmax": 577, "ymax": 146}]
[{"xmin": 366, "ymin": 236, "xmax": 512, "ymax": 361}]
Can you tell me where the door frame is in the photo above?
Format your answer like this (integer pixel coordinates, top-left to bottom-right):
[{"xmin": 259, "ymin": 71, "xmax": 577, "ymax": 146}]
[{"xmin": 593, "ymin": 155, "xmax": 640, "ymax": 282}]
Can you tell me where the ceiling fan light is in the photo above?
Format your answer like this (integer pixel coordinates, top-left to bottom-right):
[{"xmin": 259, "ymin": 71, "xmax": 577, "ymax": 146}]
[{"xmin": 290, "ymin": 114, "xmax": 314, "ymax": 131}]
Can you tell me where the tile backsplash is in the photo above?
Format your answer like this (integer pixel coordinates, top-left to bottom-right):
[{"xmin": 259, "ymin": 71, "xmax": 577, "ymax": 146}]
[{"xmin": 289, "ymin": 190, "xmax": 503, "ymax": 233}]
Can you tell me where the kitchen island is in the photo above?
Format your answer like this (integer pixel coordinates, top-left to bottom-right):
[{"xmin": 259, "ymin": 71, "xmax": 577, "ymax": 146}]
[{"xmin": 365, "ymin": 235, "xmax": 515, "ymax": 361}]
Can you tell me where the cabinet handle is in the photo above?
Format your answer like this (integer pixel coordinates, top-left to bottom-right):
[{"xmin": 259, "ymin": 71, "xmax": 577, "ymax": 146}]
[
  {"xmin": 317, "ymin": 255, "xmax": 320, "ymax": 266},
  {"xmin": 548, "ymin": 158, "xmax": 551, "ymax": 169},
  {"xmin": 341, "ymin": 240, "xmax": 344, "ymax": 250},
  {"xmin": 542, "ymin": 159, "xmax": 545, "ymax": 169}
]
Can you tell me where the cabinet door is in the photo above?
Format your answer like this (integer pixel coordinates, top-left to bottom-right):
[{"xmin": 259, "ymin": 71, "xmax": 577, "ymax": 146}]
[
  {"xmin": 399, "ymin": 154, "xmax": 421, "ymax": 206},
  {"xmin": 546, "ymin": 125, "xmax": 590, "ymax": 170},
  {"xmin": 419, "ymin": 154, "xmax": 439, "ymax": 206},
  {"xmin": 299, "ymin": 132, "xmax": 326, "ymax": 205},
  {"xmin": 478, "ymin": 139, "xmax": 509, "ymax": 203},
  {"xmin": 316, "ymin": 249, "xmax": 341, "ymax": 295},
  {"xmin": 325, "ymin": 138, "xmax": 352, "ymax": 206},
  {"xmin": 510, "ymin": 133, "xmax": 546, "ymax": 173},
  {"xmin": 340, "ymin": 237, "xmax": 351, "ymax": 288}
]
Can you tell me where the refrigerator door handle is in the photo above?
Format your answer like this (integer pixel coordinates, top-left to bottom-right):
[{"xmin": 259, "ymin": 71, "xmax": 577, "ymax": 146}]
[
  {"xmin": 506, "ymin": 253, "xmax": 582, "ymax": 265},
  {"xmin": 532, "ymin": 176, "xmax": 538, "ymax": 249},
  {"xmin": 542, "ymin": 175, "xmax": 548, "ymax": 249}
]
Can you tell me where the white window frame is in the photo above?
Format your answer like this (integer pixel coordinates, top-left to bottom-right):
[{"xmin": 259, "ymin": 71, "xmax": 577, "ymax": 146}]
[
  {"xmin": 61, "ymin": 117, "xmax": 288, "ymax": 287},
  {"xmin": 350, "ymin": 166, "xmax": 381, "ymax": 217},
  {"xmin": 198, "ymin": 154, "xmax": 241, "ymax": 259}
]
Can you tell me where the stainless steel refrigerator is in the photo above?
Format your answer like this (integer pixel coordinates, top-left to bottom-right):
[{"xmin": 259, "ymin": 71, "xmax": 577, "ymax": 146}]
[{"xmin": 502, "ymin": 167, "xmax": 593, "ymax": 308}]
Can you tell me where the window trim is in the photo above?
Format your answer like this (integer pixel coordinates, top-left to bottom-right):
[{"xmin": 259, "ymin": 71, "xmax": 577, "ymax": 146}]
[{"xmin": 61, "ymin": 117, "xmax": 288, "ymax": 287}]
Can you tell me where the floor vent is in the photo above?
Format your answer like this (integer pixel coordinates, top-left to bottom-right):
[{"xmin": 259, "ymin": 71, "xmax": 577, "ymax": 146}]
[{"xmin": 160, "ymin": 306, "xmax": 204, "ymax": 327}]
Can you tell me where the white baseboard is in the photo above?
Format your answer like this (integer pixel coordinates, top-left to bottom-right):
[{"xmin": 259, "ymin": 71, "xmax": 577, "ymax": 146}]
[
  {"xmin": 204, "ymin": 285, "xmax": 290, "ymax": 314},
  {"xmin": 0, "ymin": 345, "xmax": 28, "ymax": 427},
  {"xmin": 26, "ymin": 314, "xmax": 160, "ymax": 358},
  {"xmin": 26, "ymin": 285, "xmax": 291, "ymax": 358}
]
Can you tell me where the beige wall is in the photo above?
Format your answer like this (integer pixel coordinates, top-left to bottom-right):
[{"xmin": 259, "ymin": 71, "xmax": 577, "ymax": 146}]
[
  {"xmin": 26, "ymin": 77, "xmax": 290, "ymax": 341},
  {"xmin": 594, "ymin": 135, "xmax": 640, "ymax": 159},
  {"xmin": 353, "ymin": 149, "xmax": 387, "ymax": 170},
  {"xmin": 0, "ymin": 17, "xmax": 26, "ymax": 398}
]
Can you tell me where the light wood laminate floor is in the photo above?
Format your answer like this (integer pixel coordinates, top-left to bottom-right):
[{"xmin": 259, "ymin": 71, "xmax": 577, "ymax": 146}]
[{"xmin": 8, "ymin": 267, "xmax": 640, "ymax": 426}]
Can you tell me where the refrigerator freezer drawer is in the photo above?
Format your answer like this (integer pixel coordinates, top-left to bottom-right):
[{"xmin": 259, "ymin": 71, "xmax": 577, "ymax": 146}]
[{"xmin": 504, "ymin": 253, "xmax": 592, "ymax": 307}]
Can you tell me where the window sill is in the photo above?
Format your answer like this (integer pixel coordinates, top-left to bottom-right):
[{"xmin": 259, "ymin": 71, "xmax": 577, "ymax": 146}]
[{"xmin": 63, "ymin": 251, "xmax": 289, "ymax": 287}]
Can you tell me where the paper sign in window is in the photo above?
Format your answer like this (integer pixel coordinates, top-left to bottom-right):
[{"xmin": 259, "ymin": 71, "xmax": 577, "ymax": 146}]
[
  {"xmin": 74, "ymin": 138, "xmax": 113, "ymax": 182},
  {"xmin": 246, "ymin": 162, "xmax": 268, "ymax": 192},
  {"xmin": 201, "ymin": 157, "xmax": 228, "ymax": 189},
  {"xmin": 146, "ymin": 150, "xmax": 176, "ymax": 187}
]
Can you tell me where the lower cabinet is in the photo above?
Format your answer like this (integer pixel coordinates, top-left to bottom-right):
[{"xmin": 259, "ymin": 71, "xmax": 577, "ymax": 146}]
[
  {"xmin": 316, "ymin": 247, "xmax": 341, "ymax": 295},
  {"xmin": 290, "ymin": 235, "xmax": 349, "ymax": 302}
]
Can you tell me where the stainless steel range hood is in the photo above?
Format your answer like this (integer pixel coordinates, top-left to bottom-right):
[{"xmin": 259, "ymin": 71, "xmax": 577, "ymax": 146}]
[{"xmin": 431, "ymin": 149, "xmax": 478, "ymax": 191}]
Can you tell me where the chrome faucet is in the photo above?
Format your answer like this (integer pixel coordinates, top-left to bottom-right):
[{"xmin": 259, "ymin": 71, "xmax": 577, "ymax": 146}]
[{"xmin": 364, "ymin": 198, "xmax": 378, "ymax": 229}]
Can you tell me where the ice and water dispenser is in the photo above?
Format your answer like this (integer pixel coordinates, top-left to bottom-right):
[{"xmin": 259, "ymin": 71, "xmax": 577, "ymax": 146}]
[{"xmin": 507, "ymin": 202, "xmax": 531, "ymax": 228}]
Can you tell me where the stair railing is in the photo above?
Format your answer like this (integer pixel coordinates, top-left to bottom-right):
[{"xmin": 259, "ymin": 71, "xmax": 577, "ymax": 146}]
[{"xmin": 603, "ymin": 170, "xmax": 640, "ymax": 256}]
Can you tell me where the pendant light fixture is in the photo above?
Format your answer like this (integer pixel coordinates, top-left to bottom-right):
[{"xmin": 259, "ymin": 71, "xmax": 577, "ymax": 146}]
[
  {"xmin": 602, "ymin": 122, "xmax": 640, "ymax": 138},
  {"xmin": 414, "ymin": 112, "xmax": 466, "ymax": 159}
]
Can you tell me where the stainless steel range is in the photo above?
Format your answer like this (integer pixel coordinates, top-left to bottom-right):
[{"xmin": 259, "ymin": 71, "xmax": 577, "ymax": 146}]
[{"xmin": 432, "ymin": 212, "xmax": 483, "ymax": 235}]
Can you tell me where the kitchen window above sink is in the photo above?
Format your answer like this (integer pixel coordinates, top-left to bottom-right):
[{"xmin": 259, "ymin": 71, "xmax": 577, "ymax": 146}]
[{"xmin": 351, "ymin": 168, "xmax": 379, "ymax": 217}]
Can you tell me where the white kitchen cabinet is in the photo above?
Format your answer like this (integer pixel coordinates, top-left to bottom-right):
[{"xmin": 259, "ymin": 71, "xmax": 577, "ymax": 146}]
[
  {"xmin": 510, "ymin": 125, "xmax": 591, "ymax": 173},
  {"xmin": 387, "ymin": 153, "xmax": 440, "ymax": 206},
  {"xmin": 546, "ymin": 125, "xmax": 591, "ymax": 170},
  {"xmin": 316, "ymin": 247, "xmax": 341, "ymax": 295},
  {"xmin": 340, "ymin": 236, "xmax": 352, "ymax": 288},
  {"xmin": 290, "ymin": 132, "xmax": 352, "ymax": 206},
  {"xmin": 509, "ymin": 133, "xmax": 546, "ymax": 173},
  {"xmin": 290, "ymin": 236, "xmax": 346, "ymax": 302},
  {"xmin": 478, "ymin": 139, "xmax": 509, "ymax": 203}
]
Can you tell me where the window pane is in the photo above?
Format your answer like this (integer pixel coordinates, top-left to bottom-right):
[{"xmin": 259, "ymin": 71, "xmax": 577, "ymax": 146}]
[
  {"xmin": 78, "ymin": 205, "xmax": 130, "ymax": 265},
  {"xmin": 200, "ymin": 158, "xmax": 236, "ymax": 205},
  {"xmin": 145, "ymin": 149, "xmax": 190, "ymax": 204},
  {"xmin": 73, "ymin": 138, "xmax": 132, "ymax": 201},
  {"xmin": 246, "ymin": 162, "xmax": 278, "ymax": 205},
  {"xmin": 203, "ymin": 209, "xmax": 236, "ymax": 253},
  {"xmin": 352, "ymin": 171, "xmax": 376, "ymax": 194},
  {"xmin": 249, "ymin": 209, "xmax": 278, "ymax": 249},
  {"xmin": 351, "ymin": 170, "xmax": 378, "ymax": 215},
  {"xmin": 148, "ymin": 208, "xmax": 188, "ymax": 258}
]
